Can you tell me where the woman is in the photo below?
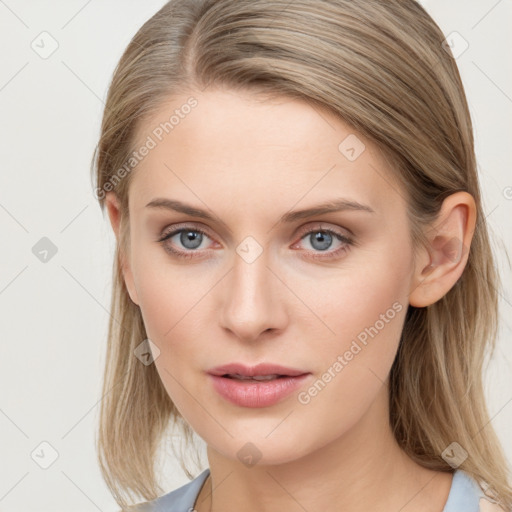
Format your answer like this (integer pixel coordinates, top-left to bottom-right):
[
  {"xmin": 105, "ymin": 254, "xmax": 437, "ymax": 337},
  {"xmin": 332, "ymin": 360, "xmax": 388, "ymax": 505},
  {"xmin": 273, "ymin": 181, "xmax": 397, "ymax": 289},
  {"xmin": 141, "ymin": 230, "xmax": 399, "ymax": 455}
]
[{"xmin": 91, "ymin": 1, "xmax": 511, "ymax": 510}]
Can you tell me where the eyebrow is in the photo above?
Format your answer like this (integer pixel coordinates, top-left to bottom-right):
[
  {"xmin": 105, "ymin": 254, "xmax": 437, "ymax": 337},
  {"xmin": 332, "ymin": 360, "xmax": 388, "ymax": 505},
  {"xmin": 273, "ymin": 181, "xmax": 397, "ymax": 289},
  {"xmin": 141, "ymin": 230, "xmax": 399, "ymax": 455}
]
[{"xmin": 145, "ymin": 197, "xmax": 375, "ymax": 230}]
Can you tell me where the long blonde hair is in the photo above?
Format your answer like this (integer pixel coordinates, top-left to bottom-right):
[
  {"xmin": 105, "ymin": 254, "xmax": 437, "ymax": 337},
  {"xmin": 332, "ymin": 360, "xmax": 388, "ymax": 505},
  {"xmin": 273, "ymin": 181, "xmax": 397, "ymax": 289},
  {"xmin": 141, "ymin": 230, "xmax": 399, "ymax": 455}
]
[{"xmin": 91, "ymin": 0, "xmax": 512, "ymax": 509}]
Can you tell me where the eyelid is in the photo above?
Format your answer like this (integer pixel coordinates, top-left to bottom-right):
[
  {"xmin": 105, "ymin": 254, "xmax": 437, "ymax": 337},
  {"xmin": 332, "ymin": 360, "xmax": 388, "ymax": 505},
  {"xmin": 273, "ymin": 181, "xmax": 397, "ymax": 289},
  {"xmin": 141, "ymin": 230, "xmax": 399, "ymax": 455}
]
[
  {"xmin": 158, "ymin": 222, "xmax": 215, "ymax": 241},
  {"xmin": 158, "ymin": 221, "xmax": 352, "ymax": 243},
  {"xmin": 294, "ymin": 221, "xmax": 353, "ymax": 240}
]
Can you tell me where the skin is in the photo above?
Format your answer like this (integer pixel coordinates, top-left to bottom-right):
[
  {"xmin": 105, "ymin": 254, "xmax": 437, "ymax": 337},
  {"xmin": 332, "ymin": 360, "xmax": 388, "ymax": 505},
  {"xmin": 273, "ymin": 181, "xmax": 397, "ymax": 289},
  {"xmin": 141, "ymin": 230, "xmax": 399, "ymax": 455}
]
[{"xmin": 105, "ymin": 88, "xmax": 476, "ymax": 512}]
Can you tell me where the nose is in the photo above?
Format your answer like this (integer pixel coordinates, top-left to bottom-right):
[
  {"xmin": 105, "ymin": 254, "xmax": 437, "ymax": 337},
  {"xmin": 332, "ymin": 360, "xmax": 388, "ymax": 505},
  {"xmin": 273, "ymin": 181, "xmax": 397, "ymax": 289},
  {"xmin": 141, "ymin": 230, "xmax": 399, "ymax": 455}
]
[{"xmin": 219, "ymin": 244, "xmax": 287, "ymax": 342}]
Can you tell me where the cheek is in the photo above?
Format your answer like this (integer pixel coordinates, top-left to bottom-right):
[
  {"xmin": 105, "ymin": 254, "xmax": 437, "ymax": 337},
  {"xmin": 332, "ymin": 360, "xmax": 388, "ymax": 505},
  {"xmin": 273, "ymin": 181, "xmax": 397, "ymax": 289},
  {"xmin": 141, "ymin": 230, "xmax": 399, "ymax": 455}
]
[
  {"xmin": 131, "ymin": 256, "xmax": 210, "ymax": 416},
  {"xmin": 130, "ymin": 247, "xmax": 218, "ymax": 385},
  {"xmin": 287, "ymin": 264, "xmax": 409, "ymax": 447},
  {"xmin": 291, "ymin": 239, "xmax": 412, "ymax": 386},
  {"xmin": 130, "ymin": 240, "xmax": 206, "ymax": 339},
  {"xmin": 301, "ymin": 240, "xmax": 411, "ymax": 333}
]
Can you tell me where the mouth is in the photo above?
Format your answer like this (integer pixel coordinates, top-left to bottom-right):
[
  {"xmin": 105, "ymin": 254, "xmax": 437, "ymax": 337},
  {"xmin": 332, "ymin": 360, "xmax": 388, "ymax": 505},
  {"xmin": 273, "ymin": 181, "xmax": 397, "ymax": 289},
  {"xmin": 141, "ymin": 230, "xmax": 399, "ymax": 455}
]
[
  {"xmin": 222, "ymin": 374, "xmax": 290, "ymax": 381},
  {"xmin": 208, "ymin": 372, "xmax": 311, "ymax": 408},
  {"xmin": 208, "ymin": 362, "xmax": 308, "ymax": 379},
  {"xmin": 207, "ymin": 363, "xmax": 311, "ymax": 407}
]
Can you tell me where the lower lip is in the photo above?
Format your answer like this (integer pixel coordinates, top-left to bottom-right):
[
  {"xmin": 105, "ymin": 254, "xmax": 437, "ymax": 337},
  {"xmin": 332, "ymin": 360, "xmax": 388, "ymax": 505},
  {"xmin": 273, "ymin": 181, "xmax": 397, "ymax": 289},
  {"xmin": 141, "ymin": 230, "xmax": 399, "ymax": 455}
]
[{"xmin": 208, "ymin": 374, "xmax": 311, "ymax": 408}]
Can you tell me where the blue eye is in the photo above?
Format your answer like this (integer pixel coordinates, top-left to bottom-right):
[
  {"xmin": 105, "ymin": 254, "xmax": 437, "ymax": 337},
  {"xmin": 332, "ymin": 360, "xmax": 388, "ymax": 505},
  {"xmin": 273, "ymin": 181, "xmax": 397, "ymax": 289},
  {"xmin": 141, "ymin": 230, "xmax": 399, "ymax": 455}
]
[
  {"xmin": 171, "ymin": 229, "xmax": 204, "ymax": 250},
  {"xmin": 157, "ymin": 226, "xmax": 213, "ymax": 260},
  {"xmin": 293, "ymin": 227, "xmax": 353, "ymax": 261},
  {"xmin": 157, "ymin": 224, "xmax": 353, "ymax": 261}
]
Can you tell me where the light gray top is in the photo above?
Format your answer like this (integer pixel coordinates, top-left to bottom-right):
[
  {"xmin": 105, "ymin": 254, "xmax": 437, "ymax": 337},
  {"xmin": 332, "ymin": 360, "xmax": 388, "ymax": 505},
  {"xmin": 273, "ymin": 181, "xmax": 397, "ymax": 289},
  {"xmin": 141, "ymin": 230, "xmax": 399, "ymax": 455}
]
[{"xmin": 127, "ymin": 468, "xmax": 504, "ymax": 512}]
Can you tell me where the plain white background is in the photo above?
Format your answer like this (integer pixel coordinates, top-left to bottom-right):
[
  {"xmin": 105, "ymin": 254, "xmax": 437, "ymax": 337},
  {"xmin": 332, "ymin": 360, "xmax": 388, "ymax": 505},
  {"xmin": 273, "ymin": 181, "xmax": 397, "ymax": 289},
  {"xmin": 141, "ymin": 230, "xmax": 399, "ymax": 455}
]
[{"xmin": 0, "ymin": 1, "xmax": 510, "ymax": 510}]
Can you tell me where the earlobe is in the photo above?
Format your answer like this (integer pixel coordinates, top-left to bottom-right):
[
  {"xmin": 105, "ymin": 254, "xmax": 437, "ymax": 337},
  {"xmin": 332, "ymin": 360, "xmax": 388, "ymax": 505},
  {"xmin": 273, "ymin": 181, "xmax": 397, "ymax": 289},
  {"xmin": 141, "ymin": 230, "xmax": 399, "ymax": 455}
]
[
  {"xmin": 409, "ymin": 191, "xmax": 476, "ymax": 308},
  {"xmin": 104, "ymin": 192, "xmax": 140, "ymax": 306}
]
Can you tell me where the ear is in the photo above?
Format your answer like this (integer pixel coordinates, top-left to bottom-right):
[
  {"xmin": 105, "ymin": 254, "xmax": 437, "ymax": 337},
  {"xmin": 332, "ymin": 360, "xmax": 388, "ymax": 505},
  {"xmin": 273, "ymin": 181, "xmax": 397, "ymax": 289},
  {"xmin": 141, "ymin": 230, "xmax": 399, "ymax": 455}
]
[
  {"xmin": 104, "ymin": 191, "xmax": 139, "ymax": 306},
  {"xmin": 408, "ymin": 191, "xmax": 476, "ymax": 308}
]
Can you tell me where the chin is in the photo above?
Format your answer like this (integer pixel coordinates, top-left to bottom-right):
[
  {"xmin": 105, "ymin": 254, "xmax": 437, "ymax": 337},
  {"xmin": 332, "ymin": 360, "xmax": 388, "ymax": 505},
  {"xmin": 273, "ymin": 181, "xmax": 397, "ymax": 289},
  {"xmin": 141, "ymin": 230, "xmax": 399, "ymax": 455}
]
[{"xmin": 207, "ymin": 432, "xmax": 315, "ymax": 469}]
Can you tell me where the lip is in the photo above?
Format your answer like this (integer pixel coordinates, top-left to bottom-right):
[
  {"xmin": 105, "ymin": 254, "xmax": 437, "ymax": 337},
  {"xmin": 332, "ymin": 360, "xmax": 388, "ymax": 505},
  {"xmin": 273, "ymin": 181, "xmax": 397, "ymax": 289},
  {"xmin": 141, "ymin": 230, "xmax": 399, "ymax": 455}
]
[
  {"xmin": 208, "ymin": 374, "xmax": 311, "ymax": 408},
  {"xmin": 207, "ymin": 362, "xmax": 311, "ymax": 408},
  {"xmin": 207, "ymin": 362, "xmax": 308, "ymax": 378}
]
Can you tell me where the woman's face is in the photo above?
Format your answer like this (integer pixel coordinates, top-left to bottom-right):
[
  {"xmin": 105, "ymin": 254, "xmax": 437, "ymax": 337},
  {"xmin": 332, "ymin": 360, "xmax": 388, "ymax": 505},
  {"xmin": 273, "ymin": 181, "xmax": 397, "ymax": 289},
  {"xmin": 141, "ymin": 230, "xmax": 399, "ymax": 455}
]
[{"xmin": 114, "ymin": 88, "xmax": 419, "ymax": 465}]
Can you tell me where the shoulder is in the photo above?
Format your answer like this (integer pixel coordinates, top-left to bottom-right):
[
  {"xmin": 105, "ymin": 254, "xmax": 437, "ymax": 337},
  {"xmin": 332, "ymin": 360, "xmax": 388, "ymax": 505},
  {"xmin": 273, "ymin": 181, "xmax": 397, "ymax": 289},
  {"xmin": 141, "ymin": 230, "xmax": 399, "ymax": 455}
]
[
  {"xmin": 478, "ymin": 499, "xmax": 508, "ymax": 512},
  {"xmin": 123, "ymin": 468, "xmax": 210, "ymax": 512},
  {"xmin": 443, "ymin": 470, "xmax": 509, "ymax": 512}
]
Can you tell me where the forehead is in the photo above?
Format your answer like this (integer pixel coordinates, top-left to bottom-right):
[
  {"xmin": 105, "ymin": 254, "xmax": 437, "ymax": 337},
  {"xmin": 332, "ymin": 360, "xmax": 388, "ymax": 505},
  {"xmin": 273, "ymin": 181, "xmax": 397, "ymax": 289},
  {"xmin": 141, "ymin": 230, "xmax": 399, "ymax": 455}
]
[{"xmin": 128, "ymin": 88, "xmax": 406, "ymax": 218}]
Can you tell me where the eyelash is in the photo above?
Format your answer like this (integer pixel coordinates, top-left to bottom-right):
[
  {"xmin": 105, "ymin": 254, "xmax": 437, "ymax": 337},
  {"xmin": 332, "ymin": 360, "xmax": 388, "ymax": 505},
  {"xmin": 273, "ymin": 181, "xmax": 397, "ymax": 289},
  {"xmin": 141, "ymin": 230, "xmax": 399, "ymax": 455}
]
[{"xmin": 156, "ymin": 223, "xmax": 354, "ymax": 261}]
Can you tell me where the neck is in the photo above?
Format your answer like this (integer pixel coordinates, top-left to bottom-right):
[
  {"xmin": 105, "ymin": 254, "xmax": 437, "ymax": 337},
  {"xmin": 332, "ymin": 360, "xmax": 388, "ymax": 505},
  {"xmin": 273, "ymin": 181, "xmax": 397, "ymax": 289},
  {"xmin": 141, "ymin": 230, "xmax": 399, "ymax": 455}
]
[{"xmin": 194, "ymin": 384, "xmax": 453, "ymax": 512}]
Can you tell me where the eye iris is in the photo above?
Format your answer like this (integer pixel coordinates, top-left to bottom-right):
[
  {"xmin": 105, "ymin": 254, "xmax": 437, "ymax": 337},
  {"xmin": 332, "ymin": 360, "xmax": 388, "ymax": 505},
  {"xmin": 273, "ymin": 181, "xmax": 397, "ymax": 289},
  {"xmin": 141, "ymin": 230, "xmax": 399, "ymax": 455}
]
[
  {"xmin": 310, "ymin": 231, "xmax": 332, "ymax": 251},
  {"xmin": 180, "ymin": 230, "xmax": 202, "ymax": 249}
]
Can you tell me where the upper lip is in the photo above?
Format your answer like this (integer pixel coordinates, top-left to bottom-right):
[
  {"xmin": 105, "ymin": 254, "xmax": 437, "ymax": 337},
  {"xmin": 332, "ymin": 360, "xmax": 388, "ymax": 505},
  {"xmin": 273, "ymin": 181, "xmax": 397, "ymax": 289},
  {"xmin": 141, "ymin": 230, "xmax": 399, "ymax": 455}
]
[{"xmin": 208, "ymin": 363, "xmax": 309, "ymax": 377}]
